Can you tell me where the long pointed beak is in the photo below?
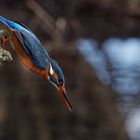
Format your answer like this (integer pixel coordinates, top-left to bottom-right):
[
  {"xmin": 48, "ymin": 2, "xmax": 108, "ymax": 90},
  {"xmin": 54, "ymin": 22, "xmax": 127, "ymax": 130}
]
[{"xmin": 58, "ymin": 85, "xmax": 72, "ymax": 111}]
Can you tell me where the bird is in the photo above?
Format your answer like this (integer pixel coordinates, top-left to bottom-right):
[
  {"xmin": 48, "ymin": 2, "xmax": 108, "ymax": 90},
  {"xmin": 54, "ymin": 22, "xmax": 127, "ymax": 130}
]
[{"xmin": 0, "ymin": 16, "xmax": 72, "ymax": 111}]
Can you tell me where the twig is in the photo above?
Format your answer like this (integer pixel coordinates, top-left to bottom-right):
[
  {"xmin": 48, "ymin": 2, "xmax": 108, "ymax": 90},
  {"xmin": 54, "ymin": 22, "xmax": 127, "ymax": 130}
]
[{"xmin": 25, "ymin": 0, "xmax": 65, "ymax": 48}]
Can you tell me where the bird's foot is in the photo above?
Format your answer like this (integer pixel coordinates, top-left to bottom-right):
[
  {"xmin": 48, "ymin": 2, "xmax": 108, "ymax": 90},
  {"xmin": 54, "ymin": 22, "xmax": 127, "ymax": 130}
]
[{"xmin": 1, "ymin": 35, "xmax": 12, "ymax": 48}]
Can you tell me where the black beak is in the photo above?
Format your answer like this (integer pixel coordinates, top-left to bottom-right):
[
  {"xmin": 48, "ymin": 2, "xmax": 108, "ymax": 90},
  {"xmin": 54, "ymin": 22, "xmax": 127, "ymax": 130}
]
[{"xmin": 58, "ymin": 85, "xmax": 72, "ymax": 111}]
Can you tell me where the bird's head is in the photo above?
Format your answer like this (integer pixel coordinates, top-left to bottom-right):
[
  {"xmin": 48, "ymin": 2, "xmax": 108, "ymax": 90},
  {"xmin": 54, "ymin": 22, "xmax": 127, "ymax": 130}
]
[{"xmin": 47, "ymin": 60, "xmax": 72, "ymax": 111}]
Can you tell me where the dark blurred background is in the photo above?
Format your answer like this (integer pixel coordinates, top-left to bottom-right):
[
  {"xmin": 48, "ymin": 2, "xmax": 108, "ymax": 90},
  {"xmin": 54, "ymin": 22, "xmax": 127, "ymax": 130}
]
[{"xmin": 1, "ymin": 0, "xmax": 140, "ymax": 140}]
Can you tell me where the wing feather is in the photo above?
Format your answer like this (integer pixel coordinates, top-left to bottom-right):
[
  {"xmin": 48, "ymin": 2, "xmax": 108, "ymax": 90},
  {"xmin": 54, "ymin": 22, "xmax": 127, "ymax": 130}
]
[{"xmin": 14, "ymin": 27, "xmax": 50, "ymax": 69}]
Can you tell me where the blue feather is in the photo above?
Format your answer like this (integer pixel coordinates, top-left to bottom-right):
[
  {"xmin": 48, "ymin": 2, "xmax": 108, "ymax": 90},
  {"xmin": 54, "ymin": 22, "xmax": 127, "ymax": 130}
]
[
  {"xmin": 52, "ymin": 60, "xmax": 65, "ymax": 82},
  {"xmin": 0, "ymin": 16, "xmax": 50, "ymax": 68}
]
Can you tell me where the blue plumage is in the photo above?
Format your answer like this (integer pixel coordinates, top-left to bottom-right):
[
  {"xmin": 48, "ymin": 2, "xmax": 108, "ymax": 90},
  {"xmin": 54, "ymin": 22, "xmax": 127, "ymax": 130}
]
[
  {"xmin": 52, "ymin": 60, "xmax": 65, "ymax": 82},
  {"xmin": 0, "ymin": 16, "xmax": 50, "ymax": 68},
  {"xmin": 48, "ymin": 60, "xmax": 65, "ymax": 85}
]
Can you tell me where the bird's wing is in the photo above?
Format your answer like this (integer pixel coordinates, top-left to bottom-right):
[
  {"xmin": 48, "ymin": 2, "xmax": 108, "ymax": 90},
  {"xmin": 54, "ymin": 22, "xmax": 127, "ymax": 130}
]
[{"xmin": 14, "ymin": 29, "xmax": 50, "ymax": 69}]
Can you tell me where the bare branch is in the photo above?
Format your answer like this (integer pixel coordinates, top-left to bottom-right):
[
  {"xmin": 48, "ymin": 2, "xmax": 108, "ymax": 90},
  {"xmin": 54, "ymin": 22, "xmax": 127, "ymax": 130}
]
[{"xmin": 25, "ymin": 0, "xmax": 65, "ymax": 47}]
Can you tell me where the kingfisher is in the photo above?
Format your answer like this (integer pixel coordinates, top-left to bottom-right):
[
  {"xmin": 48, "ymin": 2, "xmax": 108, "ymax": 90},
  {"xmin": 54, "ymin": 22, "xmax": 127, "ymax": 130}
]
[{"xmin": 0, "ymin": 16, "xmax": 72, "ymax": 111}]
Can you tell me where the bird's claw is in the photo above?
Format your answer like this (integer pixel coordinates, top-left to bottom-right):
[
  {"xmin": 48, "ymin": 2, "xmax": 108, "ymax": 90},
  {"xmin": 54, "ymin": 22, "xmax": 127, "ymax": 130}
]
[
  {"xmin": 1, "ymin": 35, "xmax": 12, "ymax": 48},
  {"xmin": 0, "ymin": 30, "xmax": 12, "ymax": 48}
]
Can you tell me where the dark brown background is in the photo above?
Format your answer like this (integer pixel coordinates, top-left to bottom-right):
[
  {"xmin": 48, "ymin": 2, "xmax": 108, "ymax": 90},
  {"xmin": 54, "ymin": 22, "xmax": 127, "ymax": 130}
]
[{"xmin": 0, "ymin": 0, "xmax": 139, "ymax": 139}]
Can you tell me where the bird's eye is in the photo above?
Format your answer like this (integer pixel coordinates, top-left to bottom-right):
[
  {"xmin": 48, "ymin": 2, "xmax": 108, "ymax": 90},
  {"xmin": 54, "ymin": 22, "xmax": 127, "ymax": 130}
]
[{"xmin": 58, "ymin": 79, "xmax": 63, "ymax": 85}]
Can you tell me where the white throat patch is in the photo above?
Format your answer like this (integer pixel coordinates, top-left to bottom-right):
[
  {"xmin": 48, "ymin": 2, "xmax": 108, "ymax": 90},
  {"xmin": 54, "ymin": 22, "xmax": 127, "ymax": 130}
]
[{"xmin": 49, "ymin": 63, "xmax": 54, "ymax": 75}]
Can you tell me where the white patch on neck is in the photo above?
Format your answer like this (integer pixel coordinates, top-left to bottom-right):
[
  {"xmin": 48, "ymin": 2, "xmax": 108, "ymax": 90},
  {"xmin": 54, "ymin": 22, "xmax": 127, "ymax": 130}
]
[{"xmin": 49, "ymin": 63, "xmax": 54, "ymax": 75}]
